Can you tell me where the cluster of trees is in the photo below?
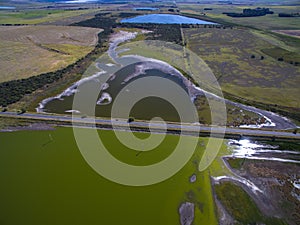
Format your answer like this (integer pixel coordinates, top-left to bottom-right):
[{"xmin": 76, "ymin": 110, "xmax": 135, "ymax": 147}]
[
  {"xmin": 278, "ymin": 13, "xmax": 300, "ymax": 17},
  {"xmin": 118, "ymin": 12, "xmax": 141, "ymax": 18},
  {"xmin": 181, "ymin": 24, "xmax": 232, "ymax": 29},
  {"xmin": 250, "ymin": 55, "xmax": 265, "ymax": 60},
  {"xmin": 0, "ymin": 23, "xmax": 30, "ymax": 26},
  {"xmin": 168, "ymin": 8, "xmax": 180, "ymax": 13},
  {"xmin": 64, "ymin": 8, "xmax": 89, "ymax": 11},
  {"xmin": 223, "ymin": 7, "xmax": 273, "ymax": 17},
  {"xmin": 145, "ymin": 24, "xmax": 182, "ymax": 44},
  {"xmin": 0, "ymin": 69, "xmax": 65, "ymax": 107},
  {"xmin": 121, "ymin": 23, "xmax": 182, "ymax": 44},
  {"xmin": 250, "ymin": 54, "xmax": 299, "ymax": 65},
  {"xmin": 290, "ymin": 61, "xmax": 299, "ymax": 66},
  {"xmin": 277, "ymin": 57, "xmax": 299, "ymax": 66},
  {"xmin": 72, "ymin": 13, "xmax": 117, "ymax": 36}
]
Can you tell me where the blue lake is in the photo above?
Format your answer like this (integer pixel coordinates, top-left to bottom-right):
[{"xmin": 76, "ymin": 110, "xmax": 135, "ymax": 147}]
[
  {"xmin": 121, "ymin": 14, "xmax": 216, "ymax": 24},
  {"xmin": 0, "ymin": 6, "xmax": 15, "ymax": 9},
  {"xmin": 134, "ymin": 7, "xmax": 158, "ymax": 11}
]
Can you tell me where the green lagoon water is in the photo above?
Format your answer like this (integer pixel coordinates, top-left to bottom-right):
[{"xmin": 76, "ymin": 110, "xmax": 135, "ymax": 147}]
[{"xmin": 0, "ymin": 127, "xmax": 218, "ymax": 225}]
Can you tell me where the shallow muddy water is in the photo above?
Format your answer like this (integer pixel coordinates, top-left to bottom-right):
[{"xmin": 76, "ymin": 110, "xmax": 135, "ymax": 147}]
[{"xmin": 43, "ymin": 62, "xmax": 189, "ymax": 122}]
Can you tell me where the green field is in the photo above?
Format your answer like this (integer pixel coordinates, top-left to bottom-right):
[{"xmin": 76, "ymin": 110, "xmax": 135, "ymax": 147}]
[
  {"xmin": 0, "ymin": 9, "xmax": 99, "ymax": 25},
  {"xmin": 183, "ymin": 27, "xmax": 300, "ymax": 109},
  {"xmin": 0, "ymin": 25, "xmax": 102, "ymax": 83},
  {"xmin": 0, "ymin": 127, "xmax": 218, "ymax": 225}
]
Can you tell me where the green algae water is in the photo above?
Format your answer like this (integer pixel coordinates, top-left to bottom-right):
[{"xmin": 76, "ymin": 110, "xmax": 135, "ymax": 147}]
[{"xmin": 0, "ymin": 127, "xmax": 217, "ymax": 225}]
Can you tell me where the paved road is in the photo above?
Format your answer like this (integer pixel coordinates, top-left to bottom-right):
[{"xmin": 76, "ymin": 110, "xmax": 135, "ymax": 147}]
[{"xmin": 0, "ymin": 112, "xmax": 299, "ymax": 139}]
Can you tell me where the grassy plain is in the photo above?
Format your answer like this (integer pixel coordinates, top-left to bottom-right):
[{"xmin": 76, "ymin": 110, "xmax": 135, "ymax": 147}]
[
  {"xmin": 0, "ymin": 9, "xmax": 99, "ymax": 25},
  {"xmin": 0, "ymin": 25, "xmax": 101, "ymax": 82},
  {"xmin": 176, "ymin": 3, "xmax": 300, "ymax": 122},
  {"xmin": 183, "ymin": 27, "xmax": 300, "ymax": 109},
  {"xmin": 0, "ymin": 127, "xmax": 218, "ymax": 225}
]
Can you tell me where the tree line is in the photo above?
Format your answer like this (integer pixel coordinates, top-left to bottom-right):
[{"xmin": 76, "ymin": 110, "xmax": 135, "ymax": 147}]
[
  {"xmin": 223, "ymin": 7, "xmax": 274, "ymax": 17},
  {"xmin": 121, "ymin": 23, "xmax": 182, "ymax": 45},
  {"xmin": 278, "ymin": 12, "xmax": 300, "ymax": 17}
]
